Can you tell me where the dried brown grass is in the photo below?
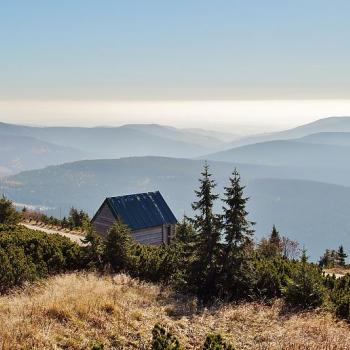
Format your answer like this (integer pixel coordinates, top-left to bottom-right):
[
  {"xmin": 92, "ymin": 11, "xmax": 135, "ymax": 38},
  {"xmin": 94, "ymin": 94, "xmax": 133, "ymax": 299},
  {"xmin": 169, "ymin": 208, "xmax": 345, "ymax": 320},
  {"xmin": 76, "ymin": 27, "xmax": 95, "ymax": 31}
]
[{"xmin": 0, "ymin": 273, "xmax": 349, "ymax": 349}]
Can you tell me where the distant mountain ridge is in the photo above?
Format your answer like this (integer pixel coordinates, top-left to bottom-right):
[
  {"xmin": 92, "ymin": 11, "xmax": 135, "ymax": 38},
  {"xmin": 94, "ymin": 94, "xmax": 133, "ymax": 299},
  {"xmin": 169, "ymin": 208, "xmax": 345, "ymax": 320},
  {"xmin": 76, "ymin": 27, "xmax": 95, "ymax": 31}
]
[
  {"xmin": 205, "ymin": 139, "xmax": 350, "ymax": 168},
  {"xmin": 0, "ymin": 122, "xmax": 236, "ymax": 175},
  {"xmin": 228, "ymin": 116, "xmax": 350, "ymax": 147}
]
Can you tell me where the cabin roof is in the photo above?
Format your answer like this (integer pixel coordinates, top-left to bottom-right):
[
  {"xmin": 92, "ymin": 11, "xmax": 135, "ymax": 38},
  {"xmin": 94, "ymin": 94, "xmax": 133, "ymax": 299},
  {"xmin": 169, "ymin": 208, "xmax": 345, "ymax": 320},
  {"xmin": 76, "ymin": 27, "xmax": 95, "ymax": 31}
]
[{"xmin": 104, "ymin": 191, "xmax": 177, "ymax": 231}]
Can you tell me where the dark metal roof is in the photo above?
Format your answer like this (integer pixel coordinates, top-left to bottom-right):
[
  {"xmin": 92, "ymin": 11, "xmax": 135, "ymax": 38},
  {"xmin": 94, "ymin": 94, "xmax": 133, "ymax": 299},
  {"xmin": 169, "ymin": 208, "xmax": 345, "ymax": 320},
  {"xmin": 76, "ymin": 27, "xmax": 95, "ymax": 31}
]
[{"xmin": 106, "ymin": 191, "xmax": 177, "ymax": 231}]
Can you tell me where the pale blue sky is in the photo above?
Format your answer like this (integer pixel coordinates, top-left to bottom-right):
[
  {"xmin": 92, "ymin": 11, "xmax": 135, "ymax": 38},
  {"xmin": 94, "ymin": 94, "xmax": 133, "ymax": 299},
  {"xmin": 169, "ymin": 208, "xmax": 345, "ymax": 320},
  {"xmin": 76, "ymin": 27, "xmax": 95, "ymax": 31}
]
[{"xmin": 1, "ymin": 0, "xmax": 350, "ymax": 100}]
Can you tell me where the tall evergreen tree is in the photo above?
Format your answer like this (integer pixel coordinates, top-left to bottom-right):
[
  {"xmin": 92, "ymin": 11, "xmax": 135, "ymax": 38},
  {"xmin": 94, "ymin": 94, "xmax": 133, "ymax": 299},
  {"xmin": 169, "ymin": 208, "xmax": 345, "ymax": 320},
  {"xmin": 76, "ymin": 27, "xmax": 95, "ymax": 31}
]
[
  {"xmin": 337, "ymin": 245, "xmax": 347, "ymax": 266},
  {"xmin": 189, "ymin": 162, "xmax": 222, "ymax": 299},
  {"xmin": 222, "ymin": 169, "xmax": 254, "ymax": 251},
  {"xmin": 220, "ymin": 169, "xmax": 255, "ymax": 300}
]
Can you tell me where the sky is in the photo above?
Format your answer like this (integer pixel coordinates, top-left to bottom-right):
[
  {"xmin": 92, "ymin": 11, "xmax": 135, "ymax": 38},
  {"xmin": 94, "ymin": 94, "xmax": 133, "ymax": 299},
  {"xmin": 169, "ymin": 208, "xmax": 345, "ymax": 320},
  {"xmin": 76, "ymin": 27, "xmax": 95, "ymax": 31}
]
[{"xmin": 1, "ymin": 0, "xmax": 350, "ymax": 131}]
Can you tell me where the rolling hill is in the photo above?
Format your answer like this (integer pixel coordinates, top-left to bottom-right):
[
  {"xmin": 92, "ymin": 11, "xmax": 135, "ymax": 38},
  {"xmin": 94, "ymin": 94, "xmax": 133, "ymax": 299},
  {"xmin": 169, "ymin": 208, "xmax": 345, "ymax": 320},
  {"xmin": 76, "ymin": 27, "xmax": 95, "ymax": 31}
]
[
  {"xmin": 298, "ymin": 132, "xmax": 350, "ymax": 146},
  {"xmin": 229, "ymin": 116, "xmax": 350, "ymax": 147},
  {"xmin": 205, "ymin": 139, "xmax": 350, "ymax": 168},
  {"xmin": 3, "ymin": 156, "xmax": 350, "ymax": 259},
  {"xmin": 0, "ymin": 122, "xmax": 232, "ymax": 167},
  {"xmin": 0, "ymin": 134, "xmax": 88, "ymax": 176}
]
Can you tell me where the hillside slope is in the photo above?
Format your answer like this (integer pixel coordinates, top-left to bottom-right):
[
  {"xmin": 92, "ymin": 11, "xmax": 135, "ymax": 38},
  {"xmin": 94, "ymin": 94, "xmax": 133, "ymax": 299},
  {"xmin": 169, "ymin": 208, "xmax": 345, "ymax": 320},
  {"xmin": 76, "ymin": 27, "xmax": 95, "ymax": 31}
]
[
  {"xmin": 0, "ymin": 134, "xmax": 87, "ymax": 176},
  {"xmin": 1, "ymin": 272, "xmax": 349, "ymax": 350},
  {"xmin": 205, "ymin": 139, "xmax": 350, "ymax": 168},
  {"xmin": 229, "ymin": 116, "xmax": 350, "ymax": 147},
  {"xmin": 298, "ymin": 132, "xmax": 350, "ymax": 146}
]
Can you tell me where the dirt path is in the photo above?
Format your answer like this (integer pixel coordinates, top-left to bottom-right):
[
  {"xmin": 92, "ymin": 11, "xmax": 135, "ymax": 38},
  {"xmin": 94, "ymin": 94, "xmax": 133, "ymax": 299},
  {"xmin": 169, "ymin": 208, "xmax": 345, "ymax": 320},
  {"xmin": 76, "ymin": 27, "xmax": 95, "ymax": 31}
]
[{"xmin": 21, "ymin": 223, "xmax": 85, "ymax": 246}]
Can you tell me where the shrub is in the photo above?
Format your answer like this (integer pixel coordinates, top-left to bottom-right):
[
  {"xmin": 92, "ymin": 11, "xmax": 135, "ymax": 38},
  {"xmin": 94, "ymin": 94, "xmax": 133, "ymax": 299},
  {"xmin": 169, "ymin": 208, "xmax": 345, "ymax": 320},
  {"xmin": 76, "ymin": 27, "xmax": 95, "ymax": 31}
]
[
  {"xmin": 202, "ymin": 334, "xmax": 234, "ymax": 350},
  {"xmin": 0, "ymin": 196, "xmax": 20, "ymax": 225},
  {"xmin": 104, "ymin": 221, "xmax": 133, "ymax": 272},
  {"xmin": 283, "ymin": 252, "xmax": 326, "ymax": 308},
  {"xmin": 151, "ymin": 324, "xmax": 182, "ymax": 350},
  {"xmin": 0, "ymin": 224, "xmax": 82, "ymax": 292},
  {"xmin": 327, "ymin": 274, "xmax": 350, "ymax": 321}
]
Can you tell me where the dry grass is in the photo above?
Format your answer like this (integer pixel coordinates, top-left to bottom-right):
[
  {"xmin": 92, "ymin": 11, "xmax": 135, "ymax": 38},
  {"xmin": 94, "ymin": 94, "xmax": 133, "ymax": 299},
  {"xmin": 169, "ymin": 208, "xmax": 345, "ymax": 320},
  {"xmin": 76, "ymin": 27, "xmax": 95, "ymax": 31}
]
[{"xmin": 0, "ymin": 273, "xmax": 349, "ymax": 349}]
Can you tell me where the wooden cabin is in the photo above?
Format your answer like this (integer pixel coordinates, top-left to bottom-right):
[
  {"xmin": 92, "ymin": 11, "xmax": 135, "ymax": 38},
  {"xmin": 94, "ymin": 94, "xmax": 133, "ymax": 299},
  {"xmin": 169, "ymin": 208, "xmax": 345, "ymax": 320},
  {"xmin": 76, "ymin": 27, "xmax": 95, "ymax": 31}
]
[{"xmin": 91, "ymin": 191, "xmax": 177, "ymax": 245}]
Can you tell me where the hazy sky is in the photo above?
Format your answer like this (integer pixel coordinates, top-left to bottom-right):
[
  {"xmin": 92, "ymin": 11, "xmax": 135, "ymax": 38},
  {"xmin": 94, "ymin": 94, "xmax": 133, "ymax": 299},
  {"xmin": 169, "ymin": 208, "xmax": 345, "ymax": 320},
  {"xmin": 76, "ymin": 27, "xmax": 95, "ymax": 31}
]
[{"xmin": 1, "ymin": 1, "xmax": 350, "ymax": 130}]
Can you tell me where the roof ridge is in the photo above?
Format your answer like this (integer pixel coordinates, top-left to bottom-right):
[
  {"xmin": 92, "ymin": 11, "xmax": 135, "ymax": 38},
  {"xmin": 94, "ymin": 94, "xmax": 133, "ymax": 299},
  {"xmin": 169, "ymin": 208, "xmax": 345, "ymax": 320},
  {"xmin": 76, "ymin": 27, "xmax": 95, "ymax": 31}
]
[
  {"xmin": 107, "ymin": 190, "xmax": 160, "ymax": 200},
  {"xmin": 105, "ymin": 191, "xmax": 177, "ymax": 230}
]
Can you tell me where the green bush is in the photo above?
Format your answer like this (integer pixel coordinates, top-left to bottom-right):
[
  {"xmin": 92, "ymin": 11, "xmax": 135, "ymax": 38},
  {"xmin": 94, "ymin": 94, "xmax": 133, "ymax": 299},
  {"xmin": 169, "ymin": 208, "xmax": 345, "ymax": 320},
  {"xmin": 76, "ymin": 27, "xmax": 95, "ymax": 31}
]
[
  {"xmin": 151, "ymin": 324, "xmax": 182, "ymax": 350},
  {"xmin": 327, "ymin": 274, "xmax": 350, "ymax": 321},
  {"xmin": 202, "ymin": 334, "xmax": 234, "ymax": 350},
  {"xmin": 283, "ymin": 253, "xmax": 326, "ymax": 309},
  {"xmin": 0, "ymin": 196, "xmax": 20, "ymax": 225},
  {"xmin": 104, "ymin": 221, "xmax": 133, "ymax": 272},
  {"xmin": 0, "ymin": 224, "xmax": 82, "ymax": 292}
]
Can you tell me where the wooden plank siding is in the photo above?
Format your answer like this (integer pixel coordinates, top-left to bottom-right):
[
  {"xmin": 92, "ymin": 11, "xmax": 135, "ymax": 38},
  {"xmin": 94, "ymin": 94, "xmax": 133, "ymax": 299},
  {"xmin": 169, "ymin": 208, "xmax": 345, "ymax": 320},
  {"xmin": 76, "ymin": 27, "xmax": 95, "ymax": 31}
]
[
  {"xmin": 92, "ymin": 201, "xmax": 176, "ymax": 245},
  {"xmin": 132, "ymin": 226, "xmax": 163, "ymax": 245},
  {"xmin": 91, "ymin": 201, "xmax": 115, "ymax": 238}
]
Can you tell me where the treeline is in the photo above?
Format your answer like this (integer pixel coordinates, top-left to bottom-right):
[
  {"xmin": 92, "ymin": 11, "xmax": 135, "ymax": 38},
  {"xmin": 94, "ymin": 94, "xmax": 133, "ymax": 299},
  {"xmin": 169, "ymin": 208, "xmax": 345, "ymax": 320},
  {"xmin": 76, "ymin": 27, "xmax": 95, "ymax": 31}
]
[
  {"xmin": 22, "ymin": 206, "xmax": 90, "ymax": 231},
  {"xmin": 319, "ymin": 245, "xmax": 348, "ymax": 268},
  {"xmin": 0, "ymin": 195, "xmax": 90, "ymax": 230}
]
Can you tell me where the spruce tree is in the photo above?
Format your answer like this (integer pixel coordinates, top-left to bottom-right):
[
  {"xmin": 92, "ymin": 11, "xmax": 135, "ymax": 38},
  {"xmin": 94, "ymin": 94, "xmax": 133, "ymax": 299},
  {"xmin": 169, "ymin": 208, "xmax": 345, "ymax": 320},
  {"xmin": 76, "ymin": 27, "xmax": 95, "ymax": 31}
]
[
  {"xmin": 222, "ymin": 169, "xmax": 254, "ymax": 250},
  {"xmin": 337, "ymin": 245, "xmax": 347, "ymax": 267},
  {"xmin": 261, "ymin": 225, "xmax": 283, "ymax": 258},
  {"xmin": 189, "ymin": 162, "xmax": 222, "ymax": 299},
  {"xmin": 220, "ymin": 169, "xmax": 255, "ymax": 300}
]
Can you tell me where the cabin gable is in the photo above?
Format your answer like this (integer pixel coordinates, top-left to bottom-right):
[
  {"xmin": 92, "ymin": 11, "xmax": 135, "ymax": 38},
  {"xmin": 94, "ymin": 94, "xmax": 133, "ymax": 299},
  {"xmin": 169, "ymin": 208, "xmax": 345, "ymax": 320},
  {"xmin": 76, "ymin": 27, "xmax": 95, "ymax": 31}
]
[{"xmin": 91, "ymin": 200, "xmax": 116, "ymax": 238}]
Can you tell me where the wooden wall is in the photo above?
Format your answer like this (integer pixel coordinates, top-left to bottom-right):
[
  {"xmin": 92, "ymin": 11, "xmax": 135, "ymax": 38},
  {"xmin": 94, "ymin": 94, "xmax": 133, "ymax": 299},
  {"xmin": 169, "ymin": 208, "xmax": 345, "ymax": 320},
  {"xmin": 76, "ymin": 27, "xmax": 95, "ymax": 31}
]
[
  {"xmin": 132, "ymin": 226, "xmax": 163, "ymax": 245},
  {"xmin": 91, "ymin": 201, "xmax": 115, "ymax": 238}
]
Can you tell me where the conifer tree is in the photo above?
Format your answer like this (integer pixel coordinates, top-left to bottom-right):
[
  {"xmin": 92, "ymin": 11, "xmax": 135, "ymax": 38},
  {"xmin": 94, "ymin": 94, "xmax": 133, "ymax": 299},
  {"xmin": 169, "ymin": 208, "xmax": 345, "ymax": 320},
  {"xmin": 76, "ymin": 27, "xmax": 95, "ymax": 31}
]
[
  {"xmin": 220, "ymin": 169, "xmax": 255, "ymax": 300},
  {"xmin": 270, "ymin": 225, "xmax": 281, "ymax": 248},
  {"xmin": 259, "ymin": 225, "xmax": 283, "ymax": 258},
  {"xmin": 189, "ymin": 162, "xmax": 222, "ymax": 299},
  {"xmin": 222, "ymin": 169, "xmax": 254, "ymax": 251},
  {"xmin": 337, "ymin": 245, "xmax": 347, "ymax": 266}
]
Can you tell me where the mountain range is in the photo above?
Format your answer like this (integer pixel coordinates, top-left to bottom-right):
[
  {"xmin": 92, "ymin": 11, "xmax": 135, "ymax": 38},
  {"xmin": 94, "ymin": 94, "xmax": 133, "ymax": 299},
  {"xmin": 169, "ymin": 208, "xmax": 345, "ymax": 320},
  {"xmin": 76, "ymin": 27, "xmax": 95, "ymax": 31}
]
[
  {"xmin": 0, "ymin": 122, "xmax": 236, "ymax": 176},
  {"xmin": 2, "ymin": 116, "xmax": 350, "ymax": 260}
]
